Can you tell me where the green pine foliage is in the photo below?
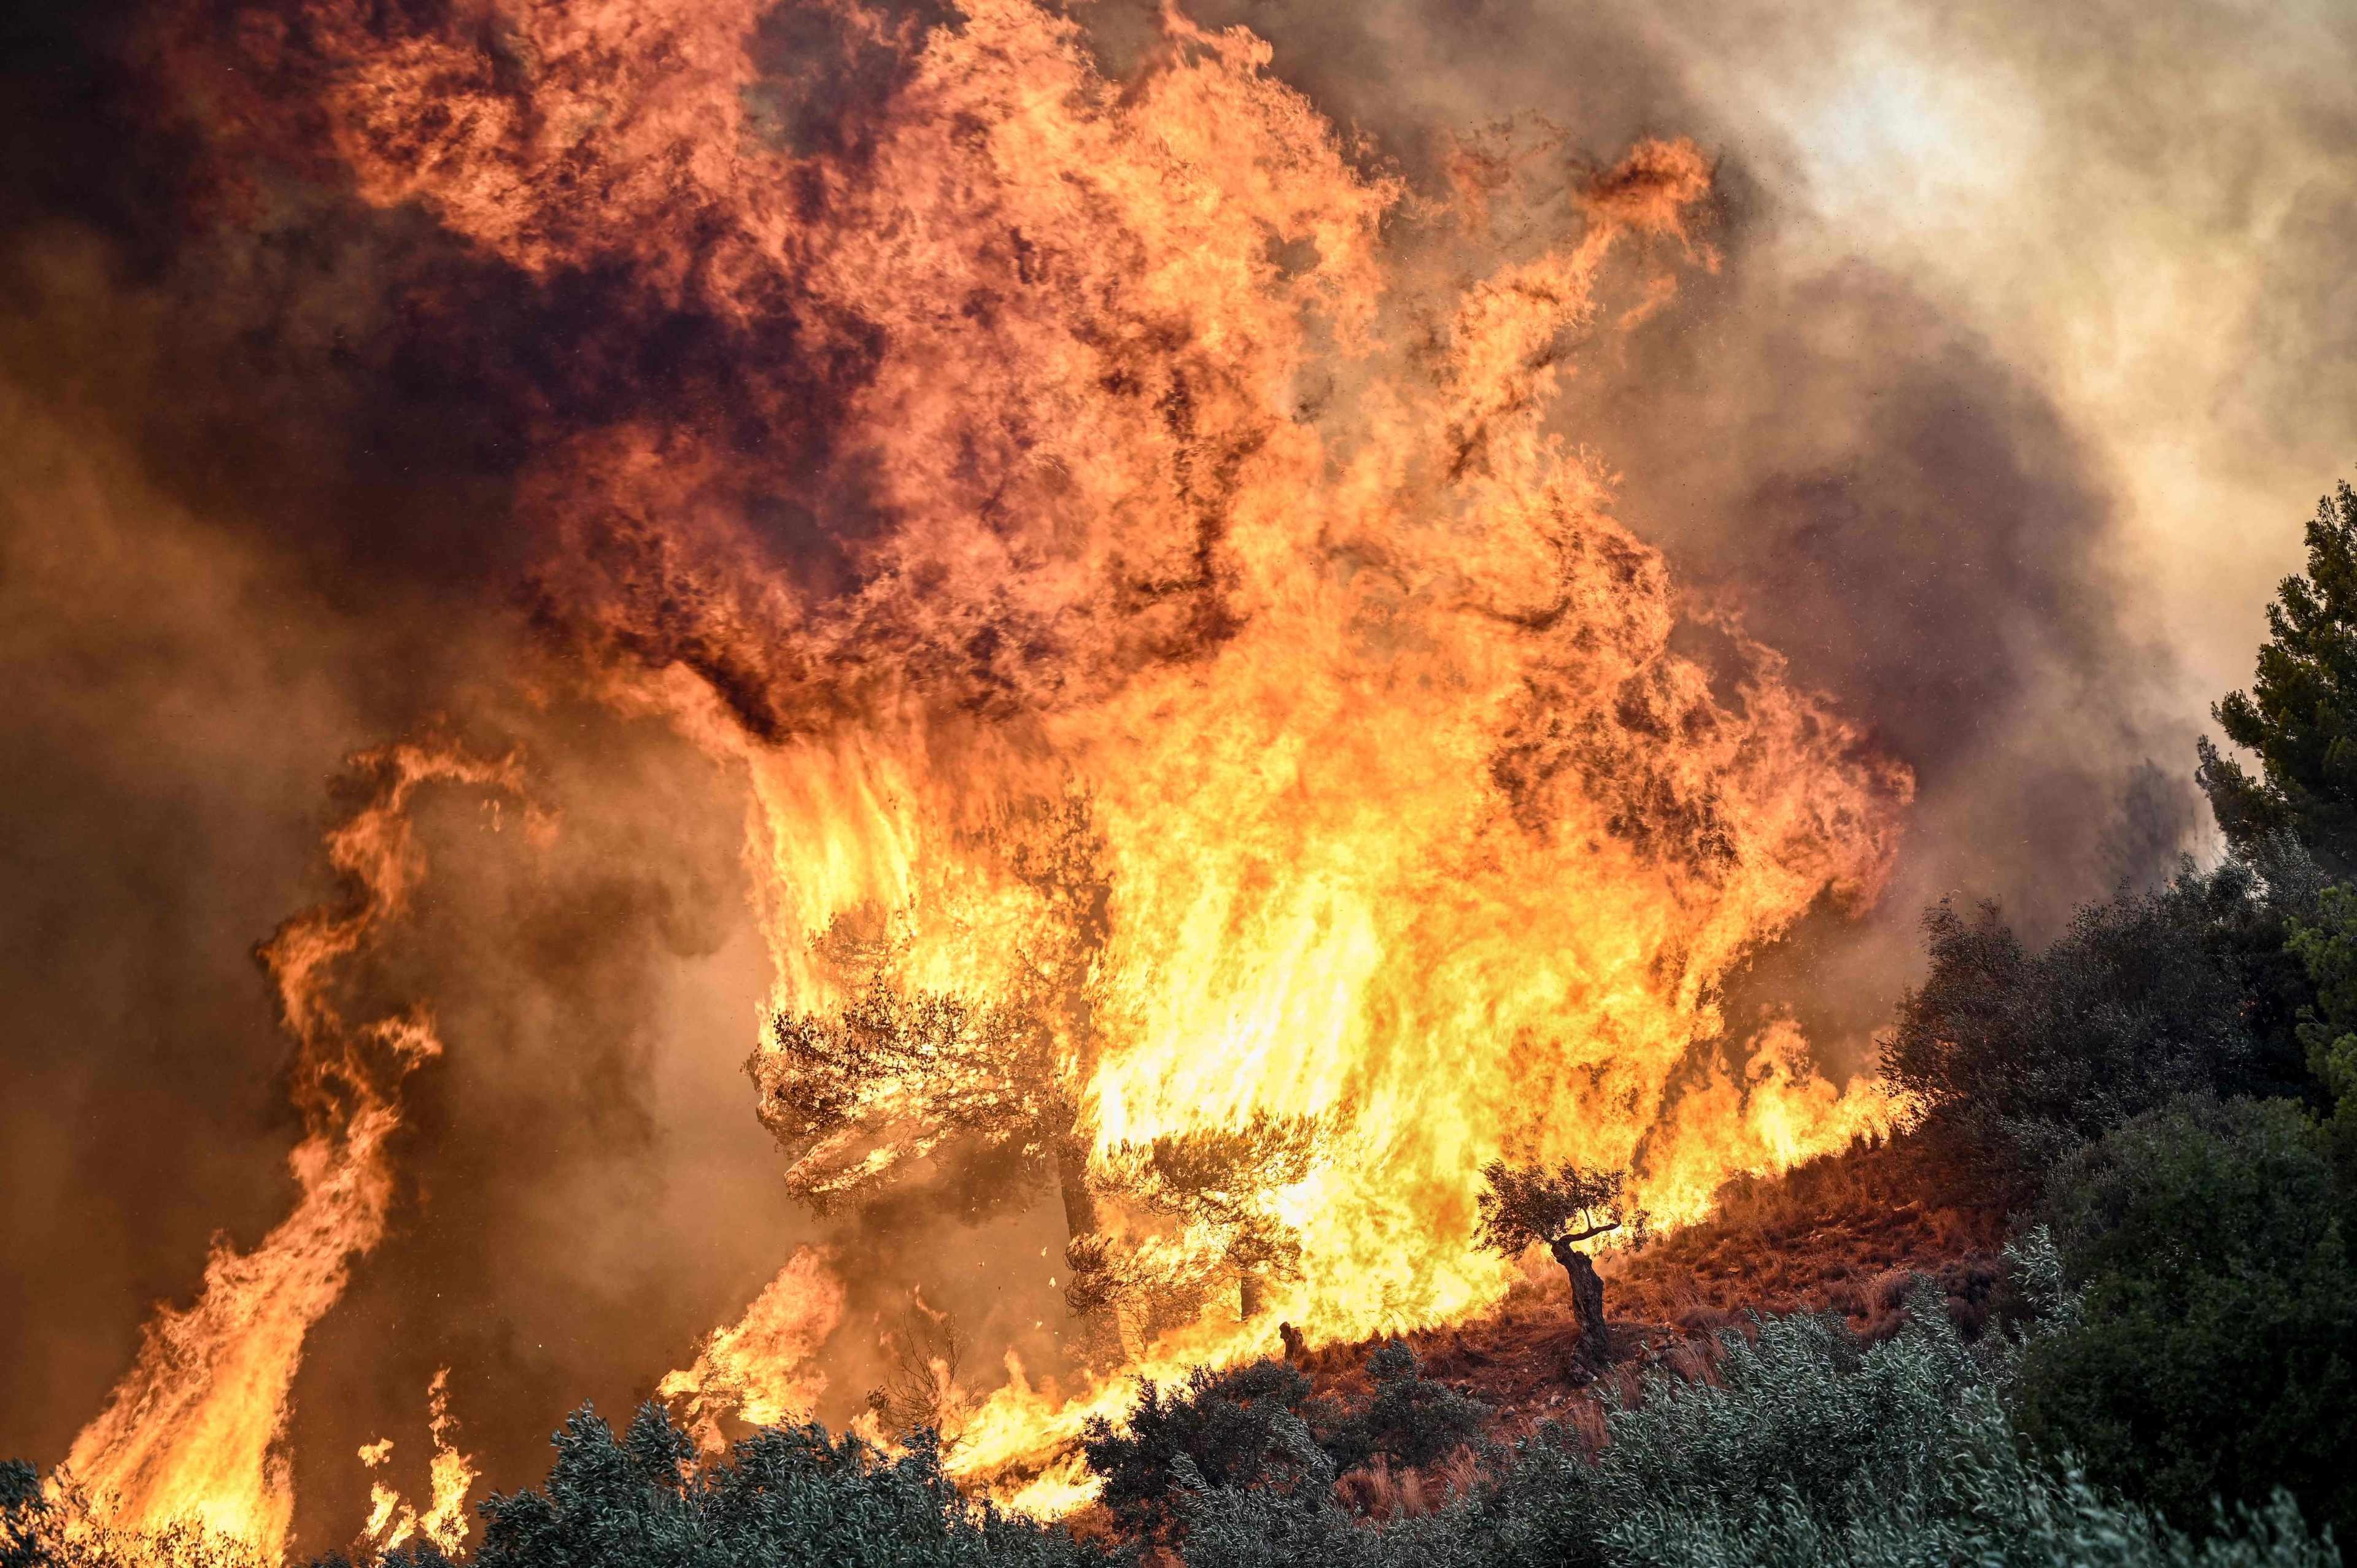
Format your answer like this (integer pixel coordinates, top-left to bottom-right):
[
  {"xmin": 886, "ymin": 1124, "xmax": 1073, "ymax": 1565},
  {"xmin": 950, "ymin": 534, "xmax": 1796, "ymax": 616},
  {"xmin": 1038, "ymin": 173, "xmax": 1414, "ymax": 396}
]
[
  {"xmin": 2204, "ymin": 482, "xmax": 2357, "ymax": 870},
  {"xmin": 2284, "ymin": 884, "xmax": 2357, "ymax": 1173}
]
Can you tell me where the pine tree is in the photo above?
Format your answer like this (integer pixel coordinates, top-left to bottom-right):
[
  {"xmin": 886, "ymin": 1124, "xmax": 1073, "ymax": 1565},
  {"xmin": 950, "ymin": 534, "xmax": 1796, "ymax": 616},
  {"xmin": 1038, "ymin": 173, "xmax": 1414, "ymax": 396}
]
[{"xmin": 2202, "ymin": 479, "xmax": 2357, "ymax": 868}]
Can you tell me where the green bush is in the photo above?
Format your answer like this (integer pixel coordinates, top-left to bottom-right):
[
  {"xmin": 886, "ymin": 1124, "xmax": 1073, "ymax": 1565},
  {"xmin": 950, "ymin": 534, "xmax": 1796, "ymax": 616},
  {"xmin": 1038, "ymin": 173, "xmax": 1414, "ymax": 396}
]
[
  {"xmin": 1083, "ymin": 1360, "xmax": 1340, "ymax": 1539},
  {"xmin": 12, "ymin": 1283, "xmax": 2335, "ymax": 1568},
  {"xmin": 363, "ymin": 1404, "xmax": 1102, "ymax": 1568},
  {"xmin": 1348, "ymin": 1343, "xmax": 1490, "ymax": 1471},
  {"xmin": 1883, "ymin": 856, "xmax": 2318, "ymax": 1178},
  {"xmin": 2016, "ymin": 1094, "xmax": 2357, "ymax": 1539},
  {"xmin": 1082, "ymin": 1343, "xmax": 1490, "ymax": 1540},
  {"xmin": 1174, "ymin": 1256, "xmax": 2338, "ymax": 1568}
]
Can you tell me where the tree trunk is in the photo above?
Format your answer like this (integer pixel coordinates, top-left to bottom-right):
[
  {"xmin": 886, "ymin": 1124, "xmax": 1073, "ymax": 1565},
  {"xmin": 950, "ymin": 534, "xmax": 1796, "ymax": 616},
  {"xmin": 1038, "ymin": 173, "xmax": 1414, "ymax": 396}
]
[
  {"xmin": 1550, "ymin": 1237, "xmax": 1612, "ymax": 1362},
  {"xmin": 1057, "ymin": 1137, "xmax": 1123, "ymax": 1364},
  {"xmin": 1239, "ymin": 1272, "xmax": 1266, "ymax": 1321},
  {"xmin": 1057, "ymin": 1139, "xmax": 1100, "ymax": 1238}
]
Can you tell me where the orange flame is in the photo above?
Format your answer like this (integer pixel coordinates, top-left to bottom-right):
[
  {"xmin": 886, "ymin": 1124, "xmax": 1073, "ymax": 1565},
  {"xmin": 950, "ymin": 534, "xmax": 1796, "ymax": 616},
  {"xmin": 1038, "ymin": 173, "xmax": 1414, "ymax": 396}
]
[
  {"xmin": 60, "ymin": 741, "xmax": 522, "ymax": 1557},
  {"xmin": 659, "ymin": 1247, "xmax": 848, "ymax": 1450},
  {"xmin": 357, "ymin": 1369, "xmax": 480, "ymax": 1558},
  {"xmin": 138, "ymin": 0, "xmax": 1917, "ymax": 1516}
]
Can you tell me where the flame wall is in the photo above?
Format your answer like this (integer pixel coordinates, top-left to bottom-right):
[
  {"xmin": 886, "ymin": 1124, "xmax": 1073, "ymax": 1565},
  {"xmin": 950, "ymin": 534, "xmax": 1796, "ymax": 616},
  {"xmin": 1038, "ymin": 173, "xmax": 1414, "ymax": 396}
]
[{"xmin": 2, "ymin": 0, "xmax": 2351, "ymax": 1553}]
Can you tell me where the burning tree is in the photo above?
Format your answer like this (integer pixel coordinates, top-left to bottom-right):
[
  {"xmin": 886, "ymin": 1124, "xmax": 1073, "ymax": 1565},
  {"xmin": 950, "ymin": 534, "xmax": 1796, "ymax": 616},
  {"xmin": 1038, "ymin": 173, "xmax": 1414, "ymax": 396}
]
[
  {"xmin": 749, "ymin": 793, "xmax": 1106, "ymax": 1217},
  {"xmin": 1475, "ymin": 1159, "xmax": 1651, "ymax": 1360},
  {"xmin": 754, "ymin": 965, "xmax": 1077, "ymax": 1211},
  {"xmin": 1063, "ymin": 1116, "xmax": 1320, "ymax": 1337},
  {"xmin": 749, "ymin": 792, "xmax": 1325, "ymax": 1367}
]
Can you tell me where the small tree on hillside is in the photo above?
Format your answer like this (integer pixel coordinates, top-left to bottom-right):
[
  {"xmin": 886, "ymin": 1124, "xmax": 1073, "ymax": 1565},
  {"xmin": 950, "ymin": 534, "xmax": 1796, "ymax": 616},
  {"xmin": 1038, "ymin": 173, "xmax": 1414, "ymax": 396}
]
[
  {"xmin": 1475, "ymin": 1159, "xmax": 1649, "ymax": 1361},
  {"xmin": 2202, "ymin": 479, "xmax": 2357, "ymax": 870}
]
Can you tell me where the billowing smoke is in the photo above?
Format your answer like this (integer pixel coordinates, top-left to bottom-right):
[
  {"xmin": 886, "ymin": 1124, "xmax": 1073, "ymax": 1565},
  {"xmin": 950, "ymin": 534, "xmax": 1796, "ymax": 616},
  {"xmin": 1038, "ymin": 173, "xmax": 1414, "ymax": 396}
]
[{"xmin": 1, "ymin": 0, "xmax": 2349, "ymax": 1553}]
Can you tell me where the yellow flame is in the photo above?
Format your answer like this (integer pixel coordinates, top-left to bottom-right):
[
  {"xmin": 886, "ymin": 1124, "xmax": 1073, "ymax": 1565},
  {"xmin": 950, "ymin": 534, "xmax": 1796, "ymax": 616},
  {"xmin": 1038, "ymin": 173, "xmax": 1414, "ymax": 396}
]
[
  {"xmin": 356, "ymin": 1370, "xmax": 480, "ymax": 1558},
  {"xmin": 110, "ymin": 0, "xmax": 1924, "ymax": 1521},
  {"xmin": 659, "ymin": 1248, "xmax": 848, "ymax": 1450},
  {"xmin": 60, "ymin": 743, "xmax": 521, "ymax": 1558}
]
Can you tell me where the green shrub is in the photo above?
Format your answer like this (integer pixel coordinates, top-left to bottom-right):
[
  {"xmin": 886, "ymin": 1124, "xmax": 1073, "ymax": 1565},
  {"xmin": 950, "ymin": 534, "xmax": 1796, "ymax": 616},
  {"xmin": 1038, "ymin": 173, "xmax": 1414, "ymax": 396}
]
[
  {"xmin": 1883, "ymin": 857, "xmax": 2316, "ymax": 1178},
  {"xmin": 1083, "ymin": 1360, "xmax": 1340, "ymax": 1539},
  {"xmin": 368, "ymin": 1403, "xmax": 1101, "ymax": 1568},
  {"xmin": 1348, "ymin": 1343, "xmax": 1490, "ymax": 1471},
  {"xmin": 2016, "ymin": 1094, "xmax": 2357, "ymax": 1539},
  {"xmin": 1082, "ymin": 1343, "xmax": 1490, "ymax": 1540},
  {"xmin": 1175, "ymin": 1257, "xmax": 2339, "ymax": 1568}
]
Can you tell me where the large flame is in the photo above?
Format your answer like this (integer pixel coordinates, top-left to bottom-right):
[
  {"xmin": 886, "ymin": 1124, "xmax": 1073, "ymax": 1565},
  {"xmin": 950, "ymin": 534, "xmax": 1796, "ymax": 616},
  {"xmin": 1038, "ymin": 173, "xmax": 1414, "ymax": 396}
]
[
  {"xmin": 660, "ymin": 1246, "xmax": 848, "ymax": 1450},
  {"xmin": 71, "ymin": 0, "xmax": 1921, "ymax": 1536},
  {"xmin": 58, "ymin": 742, "xmax": 521, "ymax": 1556}
]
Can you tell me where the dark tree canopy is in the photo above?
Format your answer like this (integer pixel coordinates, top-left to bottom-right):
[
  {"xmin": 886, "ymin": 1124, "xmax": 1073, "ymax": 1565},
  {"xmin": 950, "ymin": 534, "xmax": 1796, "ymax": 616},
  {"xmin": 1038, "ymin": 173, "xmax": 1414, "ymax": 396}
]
[
  {"xmin": 1473, "ymin": 1160, "xmax": 1645, "ymax": 1257},
  {"xmin": 2016, "ymin": 1094, "xmax": 2357, "ymax": 1539},
  {"xmin": 1078, "ymin": 1343, "xmax": 1487, "ymax": 1542},
  {"xmin": 1880, "ymin": 861, "xmax": 2316, "ymax": 1179},
  {"xmin": 747, "ymin": 793, "xmax": 1112, "ymax": 1228},
  {"xmin": 1474, "ymin": 1159, "xmax": 1648, "ymax": 1361},
  {"xmin": 2203, "ymin": 480, "xmax": 2357, "ymax": 869},
  {"xmin": 2283, "ymin": 882, "xmax": 2357, "ymax": 1171}
]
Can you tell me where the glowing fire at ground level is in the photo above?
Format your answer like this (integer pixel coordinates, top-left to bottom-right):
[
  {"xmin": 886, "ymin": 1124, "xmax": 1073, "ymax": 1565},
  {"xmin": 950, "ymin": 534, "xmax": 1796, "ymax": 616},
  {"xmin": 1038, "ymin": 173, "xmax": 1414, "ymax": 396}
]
[{"xmin": 36, "ymin": 0, "xmax": 1919, "ymax": 1551}]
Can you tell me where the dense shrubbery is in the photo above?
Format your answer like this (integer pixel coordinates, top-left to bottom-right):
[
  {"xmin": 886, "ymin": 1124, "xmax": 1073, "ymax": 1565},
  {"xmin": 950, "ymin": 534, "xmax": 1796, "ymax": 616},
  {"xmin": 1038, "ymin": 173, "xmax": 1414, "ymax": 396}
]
[
  {"xmin": 357, "ymin": 1406, "xmax": 1102, "ymax": 1568},
  {"xmin": 1081, "ymin": 1343, "xmax": 1488, "ymax": 1539},
  {"xmin": 2016, "ymin": 1095, "xmax": 2357, "ymax": 1538},
  {"xmin": 1866, "ymin": 477, "xmax": 2357, "ymax": 1554},
  {"xmin": 0, "ymin": 1413, "xmax": 1105, "ymax": 1568},
  {"xmin": 19, "ymin": 1294, "xmax": 2328, "ymax": 1568},
  {"xmin": 1882, "ymin": 851, "xmax": 2321, "ymax": 1180},
  {"xmin": 1170, "ymin": 1259, "xmax": 2337, "ymax": 1568}
]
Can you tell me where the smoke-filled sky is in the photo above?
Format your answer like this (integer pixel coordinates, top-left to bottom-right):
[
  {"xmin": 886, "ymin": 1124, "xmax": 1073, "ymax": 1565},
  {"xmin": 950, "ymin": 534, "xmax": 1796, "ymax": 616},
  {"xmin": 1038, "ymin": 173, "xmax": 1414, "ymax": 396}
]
[{"xmin": 2, "ymin": 0, "xmax": 2350, "ymax": 1551}]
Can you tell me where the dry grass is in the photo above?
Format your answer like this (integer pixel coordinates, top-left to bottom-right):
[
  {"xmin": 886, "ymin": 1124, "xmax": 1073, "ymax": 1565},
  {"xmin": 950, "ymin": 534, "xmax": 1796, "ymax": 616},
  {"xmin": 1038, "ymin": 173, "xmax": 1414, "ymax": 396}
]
[{"xmin": 1277, "ymin": 1130, "xmax": 2007, "ymax": 1500}]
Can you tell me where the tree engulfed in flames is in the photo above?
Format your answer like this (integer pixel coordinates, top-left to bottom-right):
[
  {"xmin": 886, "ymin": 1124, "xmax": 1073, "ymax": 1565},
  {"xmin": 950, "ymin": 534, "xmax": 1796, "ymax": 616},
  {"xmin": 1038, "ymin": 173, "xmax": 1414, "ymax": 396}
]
[{"xmin": 61, "ymin": 0, "xmax": 1919, "ymax": 1547}]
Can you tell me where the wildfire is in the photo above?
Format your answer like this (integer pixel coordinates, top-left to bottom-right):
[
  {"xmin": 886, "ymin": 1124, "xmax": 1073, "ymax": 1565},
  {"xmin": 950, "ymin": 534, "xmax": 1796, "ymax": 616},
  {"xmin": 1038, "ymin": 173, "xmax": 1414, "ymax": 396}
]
[
  {"xmin": 357, "ymin": 1370, "xmax": 479, "ymax": 1559},
  {"xmin": 61, "ymin": 0, "xmax": 1919, "ymax": 1545},
  {"xmin": 660, "ymin": 1247, "xmax": 848, "ymax": 1451},
  {"xmin": 56, "ymin": 742, "xmax": 522, "ymax": 1558}
]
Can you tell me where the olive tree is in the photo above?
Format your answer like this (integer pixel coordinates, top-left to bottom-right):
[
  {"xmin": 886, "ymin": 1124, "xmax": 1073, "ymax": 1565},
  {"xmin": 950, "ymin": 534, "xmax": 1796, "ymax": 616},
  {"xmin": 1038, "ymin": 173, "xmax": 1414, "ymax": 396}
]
[{"xmin": 1474, "ymin": 1159, "xmax": 1649, "ymax": 1360}]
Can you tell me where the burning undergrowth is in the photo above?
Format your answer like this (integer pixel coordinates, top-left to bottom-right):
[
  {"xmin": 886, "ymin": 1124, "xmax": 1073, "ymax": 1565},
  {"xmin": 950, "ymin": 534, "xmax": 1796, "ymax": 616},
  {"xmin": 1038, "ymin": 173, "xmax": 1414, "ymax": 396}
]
[{"xmin": 26, "ymin": 0, "xmax": 1935, "ymax": 1552}]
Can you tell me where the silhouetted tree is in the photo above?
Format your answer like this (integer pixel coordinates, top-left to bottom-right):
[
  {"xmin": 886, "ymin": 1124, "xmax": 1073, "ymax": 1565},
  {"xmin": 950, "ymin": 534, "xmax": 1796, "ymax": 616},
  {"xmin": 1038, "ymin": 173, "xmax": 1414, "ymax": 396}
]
[
  {"xmin": 1881, "ymin": 868, "xmax": 2299, "ymax": 1179},
  {"xmin": 749, "ymin": 794, "xmax": 1119, "ymax": 1345},
  {"xmin": 1474, "ymin": 1159, "xmax": 1648, "ymax": 1361}
]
